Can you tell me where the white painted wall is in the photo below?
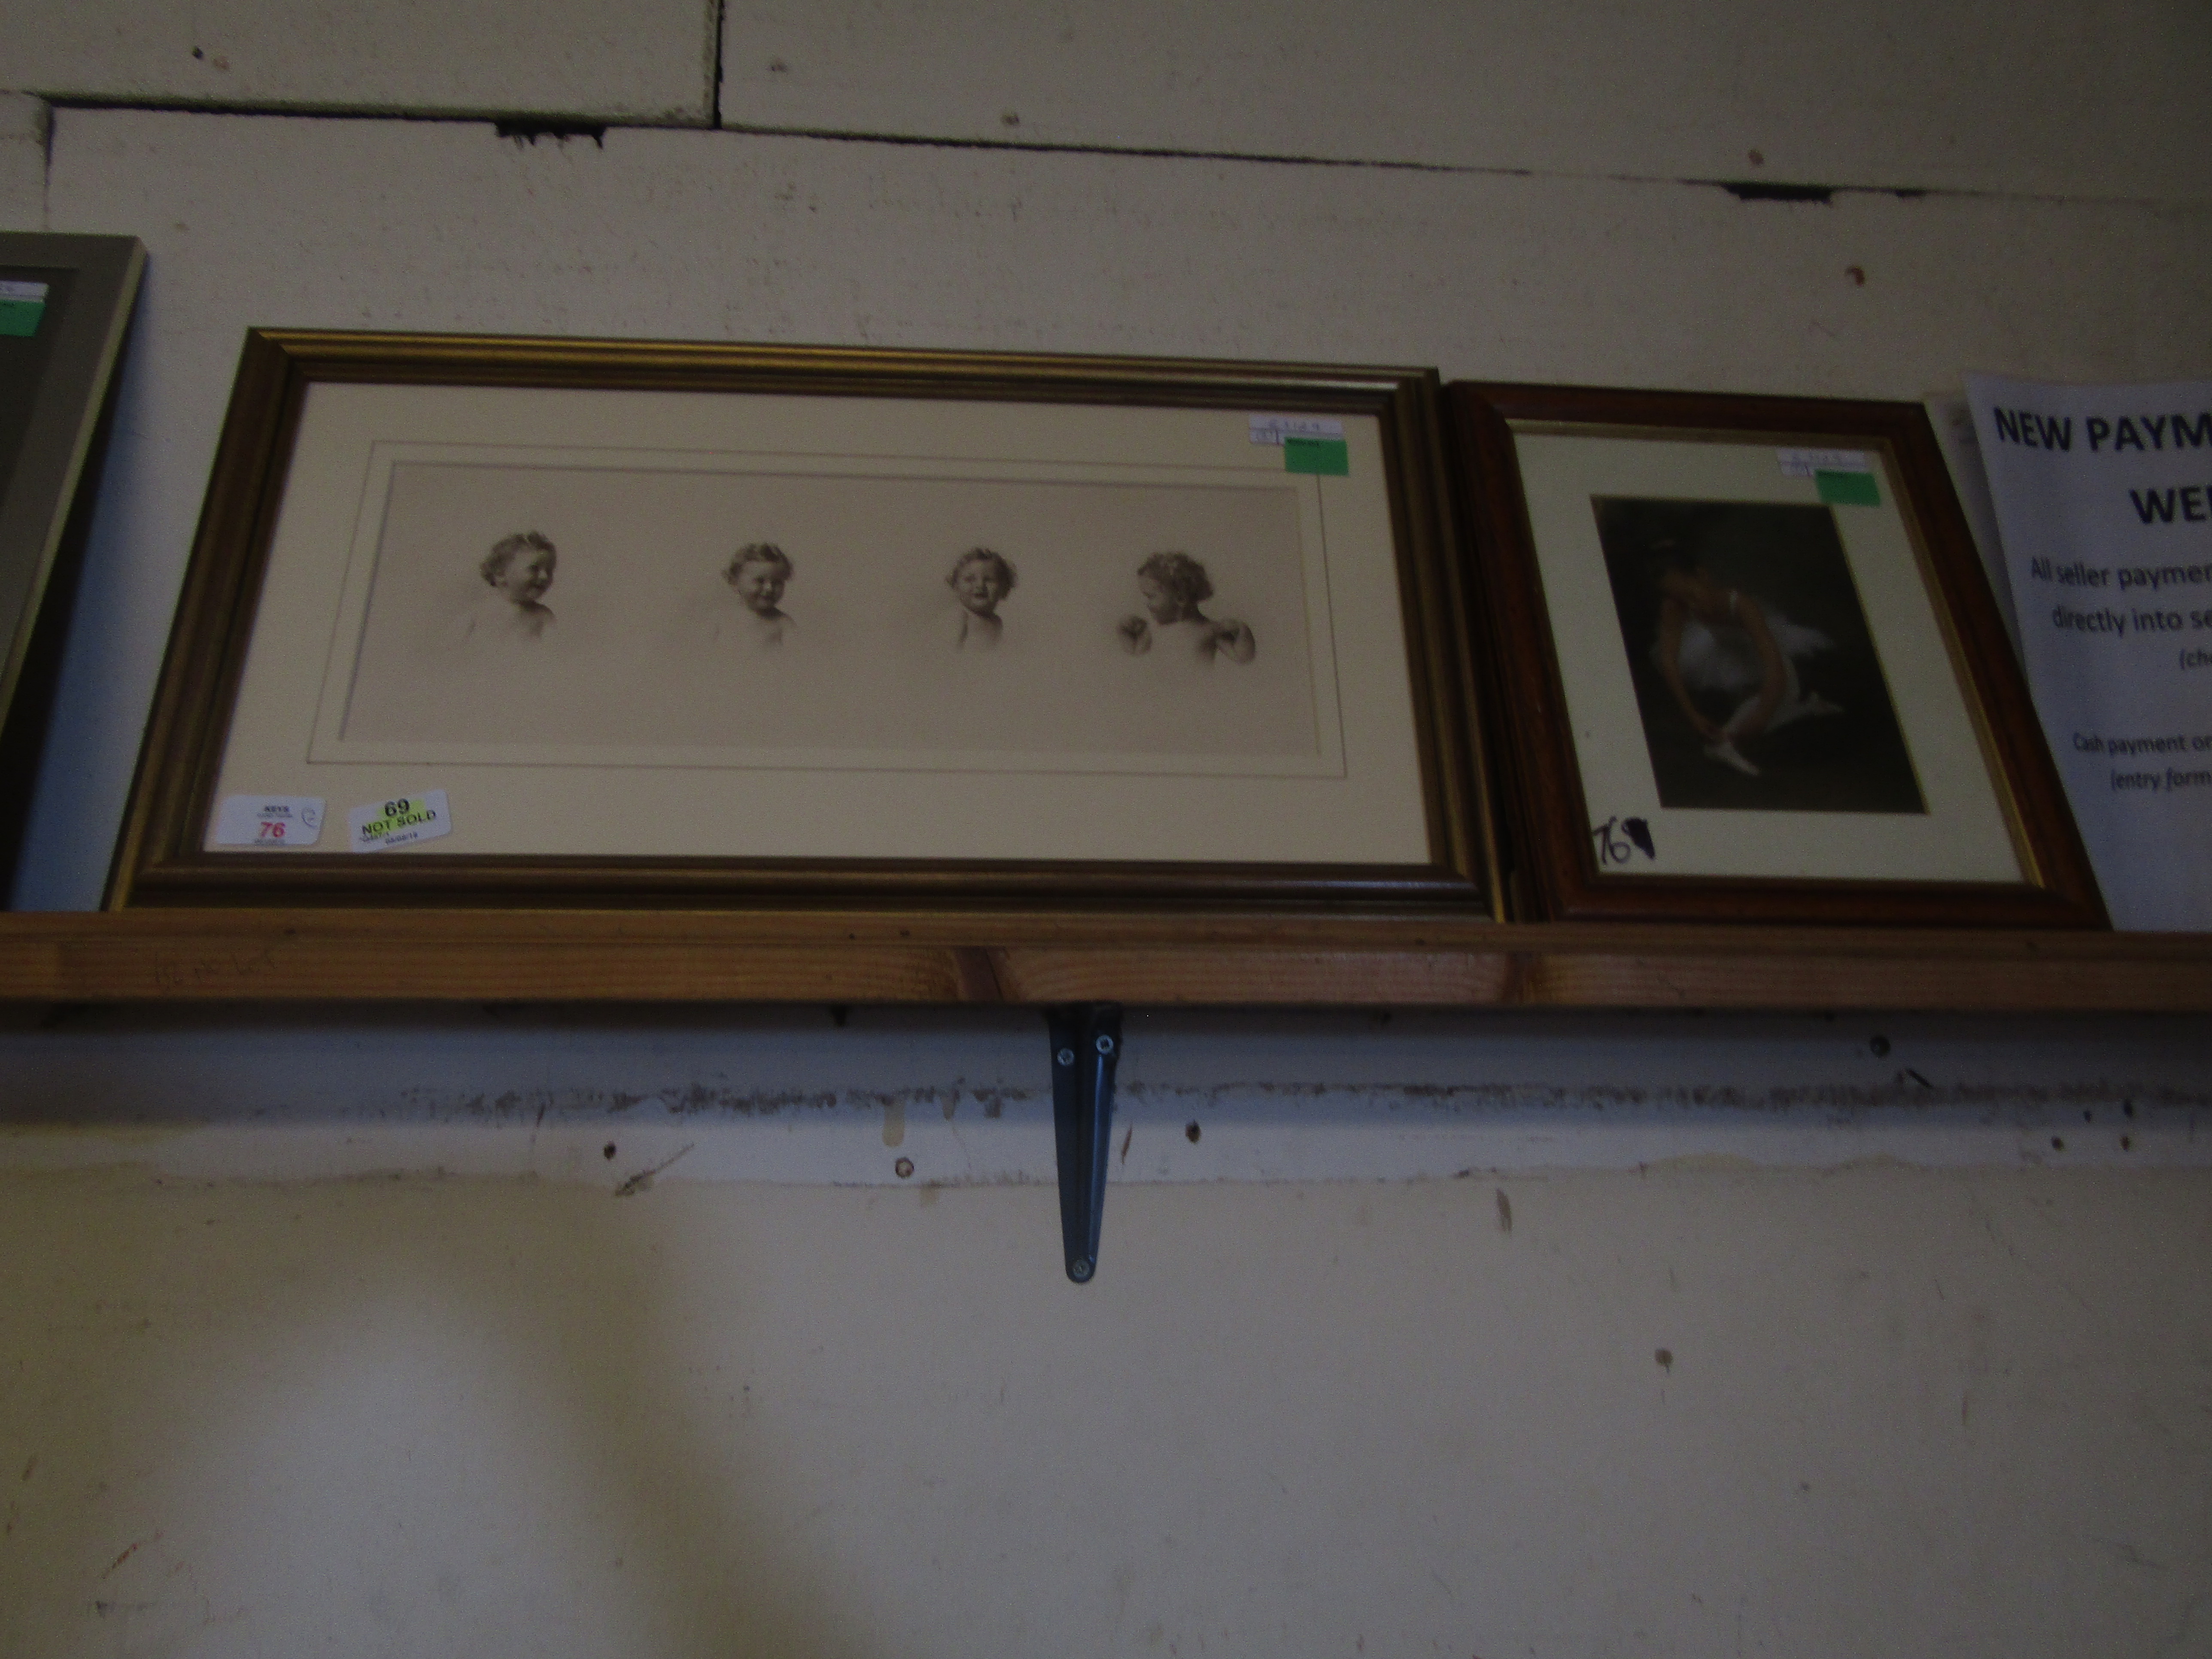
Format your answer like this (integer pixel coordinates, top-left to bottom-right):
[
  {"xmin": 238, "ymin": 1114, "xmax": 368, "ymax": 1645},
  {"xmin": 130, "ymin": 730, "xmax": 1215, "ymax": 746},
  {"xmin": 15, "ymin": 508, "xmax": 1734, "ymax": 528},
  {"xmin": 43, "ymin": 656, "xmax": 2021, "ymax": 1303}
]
[
  {"xmin": 7, "ymin": 1166, "xmax": 2211, "ymax": 1657},
  {"xmin": 2, "ymin": 0, "xmax": 718, "ymax": 121},
  {"xmin": 0, "ymin": 5, "xmax": 2208, "ymax": 1654},
  {"xmin": 720, "ymin": 0, "xmax": 2212, "ymax": 201}
]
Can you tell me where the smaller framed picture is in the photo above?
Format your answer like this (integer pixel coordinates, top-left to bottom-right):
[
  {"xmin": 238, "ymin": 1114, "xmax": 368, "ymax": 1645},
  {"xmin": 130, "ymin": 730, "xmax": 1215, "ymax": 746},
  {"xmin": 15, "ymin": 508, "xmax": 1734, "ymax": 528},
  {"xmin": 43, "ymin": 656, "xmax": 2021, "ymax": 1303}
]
[{"xmin": 1450, "ymin": 382, "xmax": 2103, "ymax": 927}]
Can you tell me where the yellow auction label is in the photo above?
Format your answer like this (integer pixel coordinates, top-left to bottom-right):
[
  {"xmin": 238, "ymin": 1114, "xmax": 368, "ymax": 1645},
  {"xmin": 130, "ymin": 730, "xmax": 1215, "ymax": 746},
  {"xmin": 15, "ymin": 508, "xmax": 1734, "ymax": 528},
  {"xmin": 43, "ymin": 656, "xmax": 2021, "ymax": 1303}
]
[{"xmin": 347, "ymin": 790, "xmax": 451, "ymax": 852}]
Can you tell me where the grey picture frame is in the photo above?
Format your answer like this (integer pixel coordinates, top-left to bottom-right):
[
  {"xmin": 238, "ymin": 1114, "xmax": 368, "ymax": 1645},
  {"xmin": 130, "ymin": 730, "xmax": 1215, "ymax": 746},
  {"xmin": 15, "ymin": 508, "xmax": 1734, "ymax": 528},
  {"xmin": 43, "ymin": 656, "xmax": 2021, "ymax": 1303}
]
[{"xmin": 0, "ymin": 231, "xmax": 145, "ymax": 884}]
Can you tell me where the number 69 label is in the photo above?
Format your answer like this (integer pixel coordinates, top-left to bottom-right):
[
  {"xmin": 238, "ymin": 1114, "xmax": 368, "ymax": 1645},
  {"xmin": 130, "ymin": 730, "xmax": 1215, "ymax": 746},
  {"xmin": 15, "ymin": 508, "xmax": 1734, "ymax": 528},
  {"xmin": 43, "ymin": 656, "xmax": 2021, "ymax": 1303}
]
[{"xmin": 348, "ymin": 789, "xmax": 452, "ymax": 852}]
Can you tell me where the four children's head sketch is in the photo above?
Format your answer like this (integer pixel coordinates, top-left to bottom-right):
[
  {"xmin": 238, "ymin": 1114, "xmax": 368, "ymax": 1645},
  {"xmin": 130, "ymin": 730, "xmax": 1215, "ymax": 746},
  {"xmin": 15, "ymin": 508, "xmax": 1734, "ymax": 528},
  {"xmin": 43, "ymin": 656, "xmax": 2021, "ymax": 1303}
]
[{"xmin": 469, "ymin": 533, "xmax": 1256, "ymax": 667}]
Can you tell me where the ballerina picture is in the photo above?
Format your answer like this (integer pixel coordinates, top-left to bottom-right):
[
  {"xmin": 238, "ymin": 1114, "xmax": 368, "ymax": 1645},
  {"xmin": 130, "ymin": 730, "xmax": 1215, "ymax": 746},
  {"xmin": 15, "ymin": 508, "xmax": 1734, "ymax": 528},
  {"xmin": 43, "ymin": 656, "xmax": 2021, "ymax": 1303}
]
[
  {"xmin": 1595, "ymin": 498, "xmax": 1925, "ymax": 815},
  {"xmin": 1649, "ymin": 540, "xmax": 1841, "ymax": 777},
  {"xmin": 1116, "ymin": 551, "xmax": 1256, "ymax": 664}
]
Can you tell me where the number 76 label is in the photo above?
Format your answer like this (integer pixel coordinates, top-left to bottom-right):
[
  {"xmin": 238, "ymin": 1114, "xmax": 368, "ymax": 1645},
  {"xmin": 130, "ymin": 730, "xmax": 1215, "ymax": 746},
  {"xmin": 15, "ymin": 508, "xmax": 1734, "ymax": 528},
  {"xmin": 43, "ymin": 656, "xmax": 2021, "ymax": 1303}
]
[{"xmin": 212, "ymin": 795, "xmax": 325, "ymax": 848}]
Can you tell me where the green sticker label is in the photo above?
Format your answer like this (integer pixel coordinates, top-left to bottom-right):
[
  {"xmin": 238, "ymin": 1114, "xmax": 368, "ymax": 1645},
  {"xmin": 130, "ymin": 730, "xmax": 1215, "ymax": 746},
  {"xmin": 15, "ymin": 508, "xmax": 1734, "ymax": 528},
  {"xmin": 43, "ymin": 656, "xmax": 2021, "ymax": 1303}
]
[
  {"xmin": 1816, "ymin": 469, "xmax": 1881, "ymax": 506},
  {"xmin": 1284, "ymin": 436, "xmax": 1349, "ymax": 476},
  {"xmin": 0, "ymin": 298, "xmax": 44, "ymax": 337},
  {"xmin": 348, "ymin": 788, "xmax": 452, "ymax": 852}
]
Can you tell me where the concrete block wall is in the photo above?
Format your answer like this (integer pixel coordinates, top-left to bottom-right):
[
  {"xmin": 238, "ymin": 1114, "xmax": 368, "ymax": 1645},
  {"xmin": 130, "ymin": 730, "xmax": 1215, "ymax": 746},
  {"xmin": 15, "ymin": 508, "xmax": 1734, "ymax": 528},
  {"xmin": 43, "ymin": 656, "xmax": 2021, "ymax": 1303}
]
[{"xmin": 1, "ymin": 6, "xmax": 2209, "ymax": 1655}]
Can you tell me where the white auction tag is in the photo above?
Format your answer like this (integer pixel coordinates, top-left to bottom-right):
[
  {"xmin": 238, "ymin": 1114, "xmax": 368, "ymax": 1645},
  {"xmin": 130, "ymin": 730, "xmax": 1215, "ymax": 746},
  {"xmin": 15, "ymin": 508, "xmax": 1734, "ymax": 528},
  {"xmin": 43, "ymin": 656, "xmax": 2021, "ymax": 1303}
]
[
  {"xmin": 211, "ymin": 794, "xmax": 325, "ymax": 848},
  {"xmin": 348, "ymin": 789, "xmax": 452, "ymax": 852},
  {"xmin": 1777, "ymin": 447, "xmax": 1871, "ymax": 478},
  {"xmin": 1249, "ymin": 414, "xmax": 1346, "ymax": 446}
]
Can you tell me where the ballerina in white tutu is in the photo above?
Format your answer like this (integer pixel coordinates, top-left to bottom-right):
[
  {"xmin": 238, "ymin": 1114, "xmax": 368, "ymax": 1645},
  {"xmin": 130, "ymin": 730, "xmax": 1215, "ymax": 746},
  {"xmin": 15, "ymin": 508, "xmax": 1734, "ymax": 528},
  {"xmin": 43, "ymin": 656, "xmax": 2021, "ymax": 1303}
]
[{"xmin": 1650, "ymin": 543, "xmax": 1842, "ymax": 777}]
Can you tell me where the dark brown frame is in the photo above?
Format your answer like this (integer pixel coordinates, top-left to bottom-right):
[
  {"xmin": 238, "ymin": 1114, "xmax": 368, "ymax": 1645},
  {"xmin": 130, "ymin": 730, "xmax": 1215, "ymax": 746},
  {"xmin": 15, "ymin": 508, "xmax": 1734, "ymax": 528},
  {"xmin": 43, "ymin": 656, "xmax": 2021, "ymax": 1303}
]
[
  {"xmin": 1449, "ymin": 381, "xmax": 2103, "ymax": 928},
  {"xmin": 107, "ymin": 331, "xmax": 1499, "ymax": 916}
]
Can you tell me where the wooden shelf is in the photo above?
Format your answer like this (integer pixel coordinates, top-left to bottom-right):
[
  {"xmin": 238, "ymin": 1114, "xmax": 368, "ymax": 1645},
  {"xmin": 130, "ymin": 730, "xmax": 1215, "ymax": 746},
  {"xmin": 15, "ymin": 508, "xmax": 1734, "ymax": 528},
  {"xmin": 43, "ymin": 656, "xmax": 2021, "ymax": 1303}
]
[{"xmin": 0, "ymin": 910, "xmax": 2206, "ymax": 1011}]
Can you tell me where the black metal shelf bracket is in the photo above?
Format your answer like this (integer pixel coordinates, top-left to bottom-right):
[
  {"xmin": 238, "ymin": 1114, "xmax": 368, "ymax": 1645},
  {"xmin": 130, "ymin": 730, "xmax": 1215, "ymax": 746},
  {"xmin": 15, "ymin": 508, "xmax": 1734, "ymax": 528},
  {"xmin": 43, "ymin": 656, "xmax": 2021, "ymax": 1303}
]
[{"xmin": 1048, "ymin": 1003, "xmax": 1121, "ymax": 1284}]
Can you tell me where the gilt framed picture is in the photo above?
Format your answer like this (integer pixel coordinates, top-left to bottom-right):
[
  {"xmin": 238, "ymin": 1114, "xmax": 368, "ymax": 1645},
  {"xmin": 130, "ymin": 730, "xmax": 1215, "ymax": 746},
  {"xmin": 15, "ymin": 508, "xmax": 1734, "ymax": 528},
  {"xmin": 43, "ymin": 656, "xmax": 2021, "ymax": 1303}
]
[
  {"xmin": 1450, "ymin": 381, "xmax": 2101, "ymax": 927},
  {"xmin": 107, "ymin": 332, "xmax": 1498, "ymax": 915}
]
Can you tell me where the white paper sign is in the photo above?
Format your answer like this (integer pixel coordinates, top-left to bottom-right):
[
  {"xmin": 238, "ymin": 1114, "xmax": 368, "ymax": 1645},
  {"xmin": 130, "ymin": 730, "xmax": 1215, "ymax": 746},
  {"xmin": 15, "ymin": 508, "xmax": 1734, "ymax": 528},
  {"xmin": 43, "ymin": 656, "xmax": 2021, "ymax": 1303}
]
[
  {"xmin": 348, "ymin": 789, "xmax": 452, "ymax": 852},
  {"xmin": 1776, "ymin": 447, "xmax": 1871, "ymax": 478},
  {"xmin": 211, "ymin": 794, "xmax": 325, "ymax": 848},
  {"xmin": 1968, "ymin": 373, "xmax": 2212, "ymax": 930},
  {"xmin": 1248, "ymin": 414, "xmax": 1345, "ymax": 446},
  {"xmin": 0, "ymin": 280, "xmax": 50, "ymax": 302}
]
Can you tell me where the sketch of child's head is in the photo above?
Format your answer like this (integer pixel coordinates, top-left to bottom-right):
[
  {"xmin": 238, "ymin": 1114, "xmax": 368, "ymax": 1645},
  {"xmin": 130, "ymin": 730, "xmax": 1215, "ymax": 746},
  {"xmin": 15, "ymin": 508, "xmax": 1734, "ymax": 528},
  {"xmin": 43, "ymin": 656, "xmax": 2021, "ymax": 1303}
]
[
  {"xmin": 1136, "ymin": 550, "xmax": 1212, "ymax": 623},
  {"xmin": 947, "ymin": 547, "xmax": 1016, "ymax": 617},
  {"xmin": 480, "ymin": 531, "xmax": 556, "ymax": 608},
  {"xmin": 725, "ymin": 542, "xmax": 793, "ymax": 616}
]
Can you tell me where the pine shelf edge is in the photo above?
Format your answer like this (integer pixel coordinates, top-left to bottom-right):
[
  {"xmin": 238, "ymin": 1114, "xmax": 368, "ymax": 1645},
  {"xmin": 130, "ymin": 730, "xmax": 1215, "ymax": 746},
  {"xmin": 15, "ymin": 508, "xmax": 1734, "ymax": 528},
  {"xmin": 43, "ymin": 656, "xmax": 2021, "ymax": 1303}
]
[{"xmin": 0, "ymin": 910, "xmax": 2204, "ymax": 1012}]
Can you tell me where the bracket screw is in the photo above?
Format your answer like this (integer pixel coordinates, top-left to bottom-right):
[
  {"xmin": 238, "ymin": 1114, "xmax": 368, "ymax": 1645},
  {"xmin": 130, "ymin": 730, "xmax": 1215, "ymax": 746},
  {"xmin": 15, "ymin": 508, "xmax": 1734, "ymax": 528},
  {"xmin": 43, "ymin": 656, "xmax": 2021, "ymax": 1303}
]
[
  {"xmin": 1069, "ymin": 1257, "xmax": 1094, "ymax": 1281},
  {"xmin": 1056, "ymin": 1047, "xmax": 1075, "ymax": 1066},
  {"xmin": 1095, "ymin": 1034, "xmax": 1115, "ymax": 1055}
]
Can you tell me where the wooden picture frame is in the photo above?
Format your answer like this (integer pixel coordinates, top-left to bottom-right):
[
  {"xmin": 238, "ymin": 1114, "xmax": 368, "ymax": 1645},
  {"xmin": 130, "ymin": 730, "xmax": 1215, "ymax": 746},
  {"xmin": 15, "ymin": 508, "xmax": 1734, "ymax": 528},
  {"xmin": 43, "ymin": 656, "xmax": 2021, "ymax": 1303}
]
[
  {"xmin": 108, "ymin": 331, "xmax": 1498, "ymax": 917},
  {"xmin": 1449, "ymin": 381, "xmax": 2102, "ymax": 927},
  {"xmin": 0, "ymin": 233, "xmax": 144, "ymax": 880}
]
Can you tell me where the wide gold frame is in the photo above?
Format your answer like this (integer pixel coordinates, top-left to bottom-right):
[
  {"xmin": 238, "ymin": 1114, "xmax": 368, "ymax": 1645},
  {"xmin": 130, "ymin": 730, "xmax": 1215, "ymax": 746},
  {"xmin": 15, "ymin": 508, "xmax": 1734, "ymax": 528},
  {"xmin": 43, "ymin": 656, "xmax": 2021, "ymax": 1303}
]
[{"xmin": 108, "ymin": 331, "xmax": 1499, "ymax": 918}]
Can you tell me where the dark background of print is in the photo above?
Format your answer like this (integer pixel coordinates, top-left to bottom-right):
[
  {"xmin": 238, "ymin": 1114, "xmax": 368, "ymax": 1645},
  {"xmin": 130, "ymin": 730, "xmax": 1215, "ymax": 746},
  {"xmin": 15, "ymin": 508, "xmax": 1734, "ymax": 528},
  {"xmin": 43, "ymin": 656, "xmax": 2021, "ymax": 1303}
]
[{"xmin": 1593, "ymin": 496, "xmax": 1926, "ymax": 814}]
